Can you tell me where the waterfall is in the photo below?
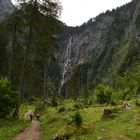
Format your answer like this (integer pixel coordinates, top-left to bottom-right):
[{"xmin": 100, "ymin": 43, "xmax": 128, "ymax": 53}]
[{"xmin": 59, "ymin": 37, "xmax": 73, "ymax": 93}]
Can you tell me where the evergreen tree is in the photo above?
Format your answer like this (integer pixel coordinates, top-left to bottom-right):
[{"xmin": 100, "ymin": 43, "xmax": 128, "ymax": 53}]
[
  {"xmin": 12, "ymin": 0, "xmax": 62, "ymax": 99},
  {"xmin": 0, "ymin": 23, "xmax": 9, "ymax": 76}
]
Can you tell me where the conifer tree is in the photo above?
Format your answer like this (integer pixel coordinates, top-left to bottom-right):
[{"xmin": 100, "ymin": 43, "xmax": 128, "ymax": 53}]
[{"xmin": 13, "ymin": 0, "xmax": 61, "ymax": 98}]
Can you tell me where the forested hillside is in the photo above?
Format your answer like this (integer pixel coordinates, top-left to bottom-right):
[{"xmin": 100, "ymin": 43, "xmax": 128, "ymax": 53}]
[
  {"xmin": 0, "ymin": 0, "xmax": 140, "ymax": 140},
  {"xmin": 58, "ymin": 0, "xmax": 140, "ymax": 99},
  {"xmin": 0, "ymin": 0, "xmax": 62, "ymax": 99},
  {"xmin": 0, "ymin": 0, "xmax": 139, "ymax": 100}
]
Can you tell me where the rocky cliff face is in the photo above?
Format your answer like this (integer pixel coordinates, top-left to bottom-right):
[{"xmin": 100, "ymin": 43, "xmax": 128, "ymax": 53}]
[
  {"xmin": 0, "ymin": 0, "xmax": 14, "ymax": 21},
  {"xmin": 60, "ymin": 14, "xmax": 113, "ymax": 65},
  {"xmin": 59, "ymin": 0, "xmax": 140, "ymax": 90}
]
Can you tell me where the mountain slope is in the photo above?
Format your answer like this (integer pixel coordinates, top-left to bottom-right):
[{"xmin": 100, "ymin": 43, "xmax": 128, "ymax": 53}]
[
  {"xmin": 0, "ymin": 0, "xmax": 14, "ymax": 22},
  {"xmin": 58, "ymin": 0, "xmax": 140, "ymax": 96},
  {"xmin": 0, "ymin": 0, "xmax": 139, "ymax": 98}
]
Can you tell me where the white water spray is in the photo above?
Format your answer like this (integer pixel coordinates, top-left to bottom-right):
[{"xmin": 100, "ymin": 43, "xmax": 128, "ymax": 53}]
[{"xmin": 59, "ymin": 37, "xmax": 73, "ymax": 93}]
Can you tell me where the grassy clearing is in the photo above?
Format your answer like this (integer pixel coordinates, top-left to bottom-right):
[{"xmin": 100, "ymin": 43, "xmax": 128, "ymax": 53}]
[{"xmin": 40, "ymin": 100, "xmax": 140, "ymax": 140}]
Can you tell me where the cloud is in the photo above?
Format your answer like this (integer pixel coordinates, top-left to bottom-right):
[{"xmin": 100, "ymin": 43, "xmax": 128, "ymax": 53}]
[
  {"xmin": 60, "ymin": 0, "xmax": 132, "ymax": 26},
  {"xmin": 11, "ymin": 0, "xmax": 132, "ymax": 26}
]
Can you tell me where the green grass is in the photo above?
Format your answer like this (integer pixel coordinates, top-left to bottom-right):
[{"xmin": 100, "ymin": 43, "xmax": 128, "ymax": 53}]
[
  {"xmin": 0, "ymin": 104, "xmax": 34, "ymax": 140},
  {"xmin": 40, "ymin": 101, "xmax": 140, "ymax": 140},
  {"xmin": 0, "ymin": 119, "xmax": 29, "ymax": 140},
  {"xmin": 40, "ymin": 107, "xmax": 65, "ymax": 140}
]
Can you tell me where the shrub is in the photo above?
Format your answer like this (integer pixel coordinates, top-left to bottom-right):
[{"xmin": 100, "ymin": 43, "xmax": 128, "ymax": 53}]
[
  {"xmin": 58, "ymin": 106, "xmax": 65, "ymax": 113},
  {"xmin": 135, "ymin": 100, "xmax": 140, "ymax": 107},
  {"xmin": 47, "ymin": 115, "xmax": 60, "ymax": 124},
  {"xmin": 28, "ymin": 96, "xmax": 37, "ymax": 103},
  {"xmin": 51, "ymin": 96, "xmax": 58, "ymax": 107},
  {"xmin": 0, "ymin": 77, "xmax": 19, "ymax": 118},
  {"xmin": 74, "ymin": 103, "xmax": 80, "ymax": 109},
  {"xmin": 34, "ymin": 100, "xmax": 45, "ymax": 113},
  {"xmin": 121, "ymin": 88, "xmax": 131, "ymax": 100},
  {"xmin": 110, "ymin": 91, "xmax": 119, "ymax": 106},
  {"xmin": 74, "ymin": 101, "xmax": 84, "ymax": 109},
  {"xmin": 96, "ymin": 84, "xmax": 113, "ymax": 104},
  {"xmin": 110, "ymin": 100, "xmax": 117, "ymax": 106},
  {"xmin": 73, "ymin": 111, "xmax": 83, "ymax": 127}
]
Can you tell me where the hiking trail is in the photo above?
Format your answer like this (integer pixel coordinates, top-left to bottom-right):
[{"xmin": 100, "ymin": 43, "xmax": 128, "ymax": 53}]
[{"xmin": 15, "ymin": 120, "xmax": 41, "ymax": 140}]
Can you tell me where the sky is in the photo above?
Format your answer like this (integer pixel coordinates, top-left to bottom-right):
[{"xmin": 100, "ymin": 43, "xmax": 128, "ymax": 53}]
[{"xmin": 11, "ymin": 0, "xmax": 132, "ymax": 27}]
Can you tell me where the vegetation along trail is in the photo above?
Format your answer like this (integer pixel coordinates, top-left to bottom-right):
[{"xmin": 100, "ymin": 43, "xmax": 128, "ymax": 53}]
[{"xmin": 15, "ymin": 120, "xmax": 41, "ymax": 140}]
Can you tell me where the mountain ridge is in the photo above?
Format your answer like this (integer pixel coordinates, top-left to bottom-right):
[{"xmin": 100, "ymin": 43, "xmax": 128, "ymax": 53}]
[
  {"xmin": 58, "ymin": 0, "xmax": 140, "ymax": 95},
  {"xmin": 0, "ymin": 0, "xmax": 14, "ymax": 22},
  {"xmin": 0, "ymin": 0, "xmax": 139, "ymax": 97}
]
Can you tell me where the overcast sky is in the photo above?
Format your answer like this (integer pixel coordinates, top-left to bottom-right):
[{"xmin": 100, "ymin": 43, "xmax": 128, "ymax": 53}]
[{"xmin": 11, "ymin": 0, "xmax": 132, "ymax": 27}]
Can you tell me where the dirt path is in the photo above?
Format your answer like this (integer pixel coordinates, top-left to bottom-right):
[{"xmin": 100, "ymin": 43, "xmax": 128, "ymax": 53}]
[{"xmin": 15, "ymin": 120, "xmax": 41, "ymax": 140}]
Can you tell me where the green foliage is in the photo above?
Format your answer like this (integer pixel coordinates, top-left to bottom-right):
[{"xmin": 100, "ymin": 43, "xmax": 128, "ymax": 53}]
[
  {"xmin": 135, "ymin": 100, "xmax": 140, "ymax": 107},
  {"xmin": 51, "ymin": 96, "xmax": 58, "ymax": 107},
  {"xmin": 114, "ymin": 62, "xmax": 140, "ymax": 99},
  {"xmin": 91, "ymin": 62, "xmax": 140, "ymax": 104},
  {"xmin": 40, "ymin": 100, "xmax": 140, "ymax": 140},
  {"xmin": 0, "ymin": 77, "xmax": 19, "ymax": 118},
  {"xmin": 66, "ymin": 65, "xmax": 82, "ymax": 98},
  {"xmin": 73, "ymin": 111, "xmax": 83, "ymax": 127},
  {"xmin": 74, "ymin": 102, "xmax": 84, "ymax": 109},
  {"xmin": 0, "ymin": 118, "xmax": 29, "ymax": 140},
  {"xmin": 0, "ymin": 24, "xmax": 8, "ymax": 76},
  {"xmin": 28, "ymin": 96, "xmax": 38, "ymax": 103},
  {"xmin": 58, "ymin": 106, "xmax": 65, "ymax": 113},
  {"xmin": 96, "ymin": 84, "xmax": 113, "ymax": 104},
  {"xmin": 0, "ymin": 0, "xmax": 62, "ymax": 99},
  {"xmin": 47, "ymin": 78, "xmax": 58, "ymax": 97},
  {"xmin": 119, "ymin": 40, "xmax": 140, "ymax": 74},
  {"xmin": 73, "ymin": 103, "xmax": 80, "ymax": 109},
  {"xmin": 34, "ymin": 100, "xmax": 46, "ymax": 113},
  {"xmin": 65, "ymin": 63, "xmax": 91, "ymax": 99}
]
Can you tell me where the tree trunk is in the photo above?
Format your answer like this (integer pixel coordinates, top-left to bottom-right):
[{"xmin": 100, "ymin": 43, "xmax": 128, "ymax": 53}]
[
  {"xmin": 43, "ymin": 59, "xmax": 47, "ymax": 99},
  {"xmin": 43, "ymin": 58, "xmax": 51, "ymax": 100},
  {"xmin": 65, "ymin": 83, "xmax": 68, "ymax": 100},
  {"xmin": 19, "ymin": 0, "xmax": 37, "ymax": 98},
  {"xmin": 8, "ymin": 23, "xmax": 17, "ymax": 80},
  {"xmin": 19, "ymin": 67, "xmax": 25, "ymax": 99}
]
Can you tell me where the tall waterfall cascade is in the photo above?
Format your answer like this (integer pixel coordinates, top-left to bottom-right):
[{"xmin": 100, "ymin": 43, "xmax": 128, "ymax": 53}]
[{"xmin": 59, "ymin": 37, "xmax": 73, "ymax": 93}]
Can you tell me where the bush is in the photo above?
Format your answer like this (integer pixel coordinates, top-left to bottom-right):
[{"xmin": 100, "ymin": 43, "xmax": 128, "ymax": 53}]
[
  {"xmin": 96, "ymin": 84, "xmax": 113, "ymax": 104},
  {"xmin": 74, "ymin": 103, "xmax": 80, "ymax": 109},
  {"xmin": 47, "ymin": 115, "xmax": 60, "ymax": 124},
  {"xmin": 0, "ymin": 77, "xmax": 19, "ymax": 118},
  {"xmin": 34, "ymin": 100, "xmax": 45, "ymax": 113},
  {"xmin": 73, "ymin": 111, "xmax": 83, "ymax": 127},
  {"xmin": 51, "ymin": 96, "xmax": 58, "ymax": 107},
  {"xmin": 28, "ymin": 96, "xmax": 37, "ymax": 103},
  {"xmin": 74, "ymin": 100, "xmax": 84, "ymax": 109},
  {"xmin": 58, "ymin": 106, "xmax": 65, "ymax": 113},
  {"xmin": 111, "ymin": 94, "xmax": 119, "ymax": 106},
  {"xmin": 135, "ymin": 100, "xmax": 140, "ymax": 107}
]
